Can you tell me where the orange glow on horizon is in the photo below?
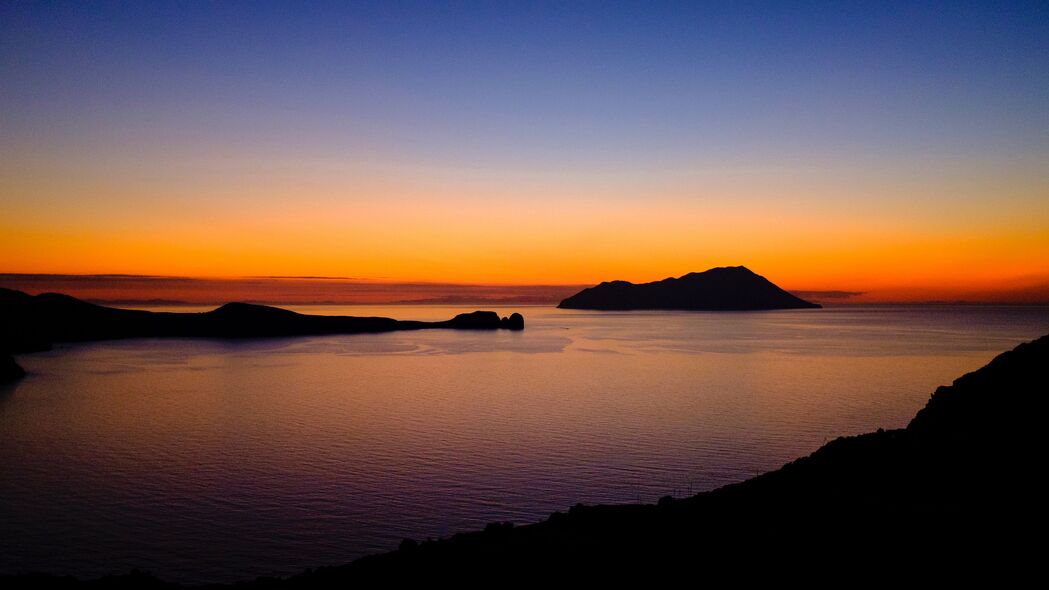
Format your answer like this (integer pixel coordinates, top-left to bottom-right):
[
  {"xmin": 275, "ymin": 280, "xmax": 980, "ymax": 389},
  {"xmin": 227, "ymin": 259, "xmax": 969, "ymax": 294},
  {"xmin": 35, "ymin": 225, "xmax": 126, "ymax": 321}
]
[
  {"xmin": 2, "ymin": 156, "xmax": 1047, "ymax": 303},
  {"xmin": 2, "ymin": 2, "xmax": 1048, "ymax": 307}
]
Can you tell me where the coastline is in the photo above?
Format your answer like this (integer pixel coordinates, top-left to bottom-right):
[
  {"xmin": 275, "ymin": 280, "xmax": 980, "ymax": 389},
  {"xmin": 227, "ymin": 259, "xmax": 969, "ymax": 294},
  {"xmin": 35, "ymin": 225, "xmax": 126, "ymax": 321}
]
[{"xmin": 3, "ymin": 332, "xmax": 1044, "ymax": 586}]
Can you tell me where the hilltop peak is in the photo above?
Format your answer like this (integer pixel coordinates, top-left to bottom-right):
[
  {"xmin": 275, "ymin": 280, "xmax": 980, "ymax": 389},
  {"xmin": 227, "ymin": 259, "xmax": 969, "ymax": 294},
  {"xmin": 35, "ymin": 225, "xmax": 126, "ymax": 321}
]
[{"xmin": 680, "ymin": 266, "xmax": 755, "ymax": 280}]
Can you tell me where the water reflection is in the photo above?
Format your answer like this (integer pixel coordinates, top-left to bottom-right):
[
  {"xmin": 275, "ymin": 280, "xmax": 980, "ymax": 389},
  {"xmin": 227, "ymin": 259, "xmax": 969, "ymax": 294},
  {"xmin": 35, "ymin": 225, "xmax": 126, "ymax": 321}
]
[{"xmin": 1, "ymin": 305, "xmax": 1046, "ymax": 583}]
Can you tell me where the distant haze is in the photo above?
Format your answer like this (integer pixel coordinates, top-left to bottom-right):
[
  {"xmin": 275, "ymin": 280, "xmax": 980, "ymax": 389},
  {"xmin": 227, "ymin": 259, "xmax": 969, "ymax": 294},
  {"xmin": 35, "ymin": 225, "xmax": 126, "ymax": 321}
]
[
  {"xmin": 2, "ymin": 274, "xmax": 1046, "ymax": 306},
  {"xmin": 0, "ymin": 274, "xmax": 584, "ymax": 306}
]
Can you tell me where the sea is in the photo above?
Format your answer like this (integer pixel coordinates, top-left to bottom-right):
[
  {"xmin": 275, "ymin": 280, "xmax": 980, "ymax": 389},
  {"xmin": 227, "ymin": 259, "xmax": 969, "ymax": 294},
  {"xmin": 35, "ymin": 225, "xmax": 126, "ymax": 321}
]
[{"xmin": 1, "ymin": 304, "xmax": 1046, "ymax": 583}]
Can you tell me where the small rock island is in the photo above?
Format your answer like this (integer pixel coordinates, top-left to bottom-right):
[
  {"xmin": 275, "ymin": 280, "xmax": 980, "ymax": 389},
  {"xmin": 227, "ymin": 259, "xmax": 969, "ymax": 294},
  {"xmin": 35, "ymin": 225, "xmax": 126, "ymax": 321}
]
[{"xmin": 557, "ymin": 266, "xmax": 820, "ymax": 310}]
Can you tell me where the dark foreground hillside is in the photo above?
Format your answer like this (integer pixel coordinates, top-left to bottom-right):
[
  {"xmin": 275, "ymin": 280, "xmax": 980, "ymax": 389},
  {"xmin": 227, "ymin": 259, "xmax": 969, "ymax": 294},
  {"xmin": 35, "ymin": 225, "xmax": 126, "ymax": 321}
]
[{"xmin": 5, "ymin": 334, "xmax": 1046, "ymax": 587}]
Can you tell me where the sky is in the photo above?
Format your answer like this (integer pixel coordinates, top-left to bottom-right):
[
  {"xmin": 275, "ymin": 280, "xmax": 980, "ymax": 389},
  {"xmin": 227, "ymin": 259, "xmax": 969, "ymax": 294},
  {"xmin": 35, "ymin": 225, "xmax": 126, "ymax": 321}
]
[{"xmin": 2, "ymin": 1, "xmax": 1048, "ymax": 302}]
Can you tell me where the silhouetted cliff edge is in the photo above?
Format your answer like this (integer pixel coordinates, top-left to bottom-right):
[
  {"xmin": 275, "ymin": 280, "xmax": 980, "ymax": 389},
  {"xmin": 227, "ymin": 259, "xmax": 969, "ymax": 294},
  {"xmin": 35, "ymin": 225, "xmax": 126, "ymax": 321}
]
[
  {"xmin": 557, "ymin": 266, "xmax": 820, "ymax": 310},
  {"xmin": 0, "ymin": 354, "xmax": 24, "ymax": 383},
  {"xmin": 4, "ymin": 333, "xmax": 1044, "ymax": 586},
  {"xmin": 0, "ymin": 288, "xmax": 524, "ymax": 354}
]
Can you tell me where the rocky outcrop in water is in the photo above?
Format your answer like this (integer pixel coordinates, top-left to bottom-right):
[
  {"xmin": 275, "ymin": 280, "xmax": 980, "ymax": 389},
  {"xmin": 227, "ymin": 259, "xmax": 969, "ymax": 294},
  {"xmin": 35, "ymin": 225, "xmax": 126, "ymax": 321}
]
[{"xmin": 500, "ymin": 312, "xmax": 524, "ymax": 330}]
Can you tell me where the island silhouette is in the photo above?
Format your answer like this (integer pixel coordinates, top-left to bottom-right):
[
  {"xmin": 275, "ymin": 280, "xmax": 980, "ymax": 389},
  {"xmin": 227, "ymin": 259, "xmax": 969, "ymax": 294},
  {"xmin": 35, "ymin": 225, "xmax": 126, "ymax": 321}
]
[
  {"xmin": 4, "ymin": 332, "xmax": 1043, "ymax": 585},
  {"xmin": 558, "ymin": 265, "xmax": 821, "ymax": 310},
  {"xmin": 0, "ymin": 288, "xmax": 524, "ymax": 368}
]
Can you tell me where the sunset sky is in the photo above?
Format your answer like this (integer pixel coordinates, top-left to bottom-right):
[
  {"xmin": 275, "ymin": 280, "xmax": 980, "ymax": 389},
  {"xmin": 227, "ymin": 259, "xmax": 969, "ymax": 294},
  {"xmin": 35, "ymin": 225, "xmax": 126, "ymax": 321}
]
[{"xmin": 2, "ymin": 1, "xmax": 1047, "ymax": 303}]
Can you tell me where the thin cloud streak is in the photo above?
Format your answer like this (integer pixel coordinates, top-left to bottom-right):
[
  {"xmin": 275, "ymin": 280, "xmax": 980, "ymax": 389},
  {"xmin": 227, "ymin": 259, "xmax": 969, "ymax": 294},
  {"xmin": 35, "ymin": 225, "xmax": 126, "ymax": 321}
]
[{"xmin": 0, "ymin": 274, "xmax": 585, "ymax": 306}]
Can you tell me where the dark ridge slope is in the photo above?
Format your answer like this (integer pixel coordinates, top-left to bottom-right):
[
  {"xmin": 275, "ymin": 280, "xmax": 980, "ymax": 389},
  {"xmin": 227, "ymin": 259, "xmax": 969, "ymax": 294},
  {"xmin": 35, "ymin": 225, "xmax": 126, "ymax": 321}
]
[
  {"xmin": 0, "ymin": 354, "xmax": 24, "ymax": 383},
  {"xmin": 270, "ymin": 333, "xmax": 1048, "ymax": 584},
  {"xmin": 557, "ymin": 266, "xmax": 820, "ymax": 310},
  {"xmin": 0, "ymin": 288, "xmax": 524, "ymax": 354}
]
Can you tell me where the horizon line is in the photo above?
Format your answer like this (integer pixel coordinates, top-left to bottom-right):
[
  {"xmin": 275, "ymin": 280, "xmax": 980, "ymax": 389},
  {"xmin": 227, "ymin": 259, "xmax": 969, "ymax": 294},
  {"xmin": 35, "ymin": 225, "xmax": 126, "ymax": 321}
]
[
  {"xmin": 2, "ymin": 272, "xmax": 1049, "ymax": 306},
  {"xmin": 0, "ymin": 272, "xmax": 591, "ymax": 289}
]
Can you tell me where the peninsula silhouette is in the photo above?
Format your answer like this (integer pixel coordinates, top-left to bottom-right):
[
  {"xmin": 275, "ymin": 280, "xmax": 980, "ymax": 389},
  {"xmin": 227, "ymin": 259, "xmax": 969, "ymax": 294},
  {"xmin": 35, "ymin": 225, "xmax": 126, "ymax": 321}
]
[
  {"xmin": 0, "ymin": 288, "xmax": 524, "ymax": 358},
  {"xmin": 557, "ymin": 266, "xmax": 821, "ymax": 310}
]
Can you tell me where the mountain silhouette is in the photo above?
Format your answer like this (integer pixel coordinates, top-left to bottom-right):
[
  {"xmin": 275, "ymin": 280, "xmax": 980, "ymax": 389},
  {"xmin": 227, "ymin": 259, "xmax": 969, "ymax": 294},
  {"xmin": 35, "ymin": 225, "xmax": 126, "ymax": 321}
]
[
  {"xmin": 0, "ymin": 288, "xmax": 524, "ymax": 355},
  {"xmin": 557, "ymin": 266, "xmax": 820, "ymax": 310}
]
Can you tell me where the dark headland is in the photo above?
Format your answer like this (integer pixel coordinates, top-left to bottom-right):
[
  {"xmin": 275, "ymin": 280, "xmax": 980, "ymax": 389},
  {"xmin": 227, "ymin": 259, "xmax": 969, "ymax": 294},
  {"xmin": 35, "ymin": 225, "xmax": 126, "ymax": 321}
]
[
  {"xmin": 0, "ymin": 287, "xmax": 524, "ymax": 364},
  {"xmin": 558, "ymin": 265, "xmax": 820, "ymax": 310},
  {"xmin": 0, "ymin": 353, "xmax": 24, "ymax": 383},
  {"xmin": 4, "ymin": 332, "xmax": 1045, "ymax": 586}
]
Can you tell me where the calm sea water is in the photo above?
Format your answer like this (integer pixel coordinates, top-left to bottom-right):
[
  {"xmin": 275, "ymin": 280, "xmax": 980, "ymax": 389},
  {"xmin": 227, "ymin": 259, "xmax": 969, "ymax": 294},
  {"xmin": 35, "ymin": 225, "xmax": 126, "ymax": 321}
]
[{"xmin": 1, "ymin": 305, "xmax": 1046, "ymax": 583}]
